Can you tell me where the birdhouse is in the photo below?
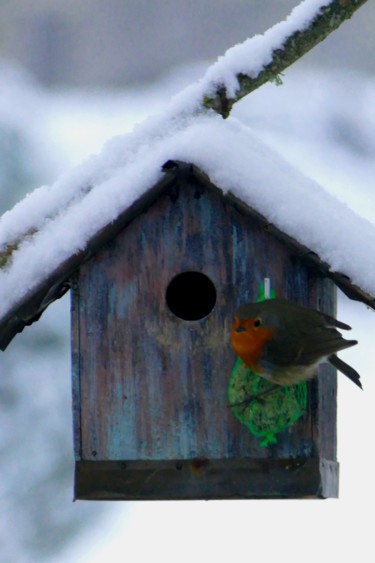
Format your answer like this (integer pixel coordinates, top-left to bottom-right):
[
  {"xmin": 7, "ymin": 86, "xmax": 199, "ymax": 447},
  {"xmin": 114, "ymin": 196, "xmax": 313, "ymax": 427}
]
[
  {"xmin": 0, "ymin": 118, "xmax": 373, "ymax": 501},
  {"xmin": 75, "ymin": 157, "xmax": 339, "ymax": 501}
]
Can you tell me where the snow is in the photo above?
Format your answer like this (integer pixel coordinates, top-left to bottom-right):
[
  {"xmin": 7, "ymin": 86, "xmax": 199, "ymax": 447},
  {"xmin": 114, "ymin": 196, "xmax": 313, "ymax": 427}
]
[
  {"xmin": 0, "ymin": 0, "xmax": 349, "ymax": 322},
  {"xmin": 1, "ymin": 105, "xmax": 375, "ymax": 321},
  {"xmin": 203, "ymin": 0, "xmax": 332, "ymax": 96}
]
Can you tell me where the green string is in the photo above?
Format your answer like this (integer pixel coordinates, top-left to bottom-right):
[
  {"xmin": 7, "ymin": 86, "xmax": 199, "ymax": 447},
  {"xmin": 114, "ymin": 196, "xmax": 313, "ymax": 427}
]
[{"xmin": 257, "ymin": 280, "xmax": 276, "ymax": 302}]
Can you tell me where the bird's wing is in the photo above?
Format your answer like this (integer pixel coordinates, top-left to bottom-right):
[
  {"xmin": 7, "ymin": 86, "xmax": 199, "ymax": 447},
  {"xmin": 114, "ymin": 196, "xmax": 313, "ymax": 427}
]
[{"xmin": 264, "ymin": 326, "xmax": 357, "ymax": 367}]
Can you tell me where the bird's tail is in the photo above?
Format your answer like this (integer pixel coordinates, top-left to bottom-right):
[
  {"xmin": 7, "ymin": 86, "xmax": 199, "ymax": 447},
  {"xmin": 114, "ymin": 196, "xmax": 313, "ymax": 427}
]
[{"xmin": 328, "ymin": 354, "xmax": 362, "ymax": 389}]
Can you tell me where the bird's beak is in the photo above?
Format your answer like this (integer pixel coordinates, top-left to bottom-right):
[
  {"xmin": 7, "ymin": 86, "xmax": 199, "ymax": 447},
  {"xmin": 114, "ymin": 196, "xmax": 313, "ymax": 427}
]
[{"xmin": 234, "ymin": 318, "xmax": 246, "ymax": 333}]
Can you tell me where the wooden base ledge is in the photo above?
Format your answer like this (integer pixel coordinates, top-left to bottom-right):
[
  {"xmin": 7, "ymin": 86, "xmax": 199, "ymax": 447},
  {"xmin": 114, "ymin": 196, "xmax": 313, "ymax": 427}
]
[{"xmin": 74, "ymin": 457, "xmax": 339, "ymax": 500}]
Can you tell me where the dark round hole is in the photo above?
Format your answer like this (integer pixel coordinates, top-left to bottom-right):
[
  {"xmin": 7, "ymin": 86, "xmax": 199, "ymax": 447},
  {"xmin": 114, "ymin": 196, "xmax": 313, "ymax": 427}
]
[{"xmin": 166, "ymin": 271, "xmax": 216, "ymax": 321}]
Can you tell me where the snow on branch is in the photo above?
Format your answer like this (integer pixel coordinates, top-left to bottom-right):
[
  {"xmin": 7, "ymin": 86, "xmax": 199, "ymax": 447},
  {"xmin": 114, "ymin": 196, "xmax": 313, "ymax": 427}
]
[
  {"xmin": 0, "ymin": 0, "xmax": 368, "ymax": 273},
  {"xmin": 203, "ymin": 0, "xmax": 369, "ymax": 118}
]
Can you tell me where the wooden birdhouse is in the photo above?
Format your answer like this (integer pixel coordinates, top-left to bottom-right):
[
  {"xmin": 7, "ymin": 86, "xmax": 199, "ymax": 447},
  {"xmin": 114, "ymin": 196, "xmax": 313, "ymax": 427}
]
[
  {"xmin": 74, "ymin": 159, "xmax": 342, "ymax": 502},
  {"xmin": 0, "ymin": 119, "xmax": 374, "ymax": 501}
]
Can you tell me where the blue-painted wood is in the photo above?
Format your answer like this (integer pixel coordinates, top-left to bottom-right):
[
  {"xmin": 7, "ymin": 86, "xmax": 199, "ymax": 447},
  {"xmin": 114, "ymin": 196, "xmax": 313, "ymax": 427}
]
[{"xmin": 71, "ymin": 176, "xmax": 337, "ymax": 499}]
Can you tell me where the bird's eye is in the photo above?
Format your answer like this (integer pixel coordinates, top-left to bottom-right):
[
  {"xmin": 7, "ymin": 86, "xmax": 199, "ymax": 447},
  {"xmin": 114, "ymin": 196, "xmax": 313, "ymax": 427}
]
[{"xmin": 253, "ymin": 318, "xmax": 261, "ymax": 328}]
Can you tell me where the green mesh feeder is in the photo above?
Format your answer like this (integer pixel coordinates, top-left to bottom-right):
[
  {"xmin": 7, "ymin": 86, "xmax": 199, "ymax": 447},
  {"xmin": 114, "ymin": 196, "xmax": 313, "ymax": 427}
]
[
  {"xmin": 228, "ymin": 358, "xmax": 307, "ymax": 447},
  {"xmin": 228, "ymin": 280, "xmax": 307, "ymax": 447}
]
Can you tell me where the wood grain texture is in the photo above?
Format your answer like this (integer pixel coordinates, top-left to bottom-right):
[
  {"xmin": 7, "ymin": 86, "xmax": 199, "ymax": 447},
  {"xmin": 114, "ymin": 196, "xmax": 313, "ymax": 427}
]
[{"xmin": 71, "ymin": 178, "xmax": 337, "ymax": 498}]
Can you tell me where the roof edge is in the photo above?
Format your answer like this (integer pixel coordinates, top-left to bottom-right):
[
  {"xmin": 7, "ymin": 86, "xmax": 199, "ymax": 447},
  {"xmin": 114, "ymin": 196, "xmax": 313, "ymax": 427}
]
[{"xmin": 0, "ymin": 160, "xmax": 374, "ymax": 349}]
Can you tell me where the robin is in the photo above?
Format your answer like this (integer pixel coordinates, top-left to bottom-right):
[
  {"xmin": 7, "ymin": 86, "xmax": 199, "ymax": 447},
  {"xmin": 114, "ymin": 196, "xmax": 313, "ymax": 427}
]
[{"xmin": 231, "ymin": 298, "xmax": 362, "ymax": 389}]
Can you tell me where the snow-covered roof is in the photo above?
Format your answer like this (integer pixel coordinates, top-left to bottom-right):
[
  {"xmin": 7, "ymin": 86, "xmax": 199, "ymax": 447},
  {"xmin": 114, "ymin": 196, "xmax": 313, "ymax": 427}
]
[{"xmin": 0, "ymin": 112, "xmax": 375, "ymax": 348}]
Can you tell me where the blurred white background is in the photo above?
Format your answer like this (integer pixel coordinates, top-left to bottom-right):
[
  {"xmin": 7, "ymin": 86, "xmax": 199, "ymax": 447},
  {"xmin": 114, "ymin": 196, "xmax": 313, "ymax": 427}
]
[{"xmin": 0, "ymin": 1, "xmax": 374, "ymax": 562}]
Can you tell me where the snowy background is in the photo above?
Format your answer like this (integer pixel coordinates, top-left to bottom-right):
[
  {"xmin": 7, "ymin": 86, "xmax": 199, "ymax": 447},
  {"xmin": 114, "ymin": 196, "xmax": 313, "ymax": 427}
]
[{"xmin": 1, "ymin": 2, "xmax": 375, "ymax": 563}]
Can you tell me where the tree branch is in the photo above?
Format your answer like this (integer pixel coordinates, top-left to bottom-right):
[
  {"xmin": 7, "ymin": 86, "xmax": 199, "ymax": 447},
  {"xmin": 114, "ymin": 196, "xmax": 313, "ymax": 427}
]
[{"xmin": 203, "ymin": 0, "xmax": 369, "ymax": 118}]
